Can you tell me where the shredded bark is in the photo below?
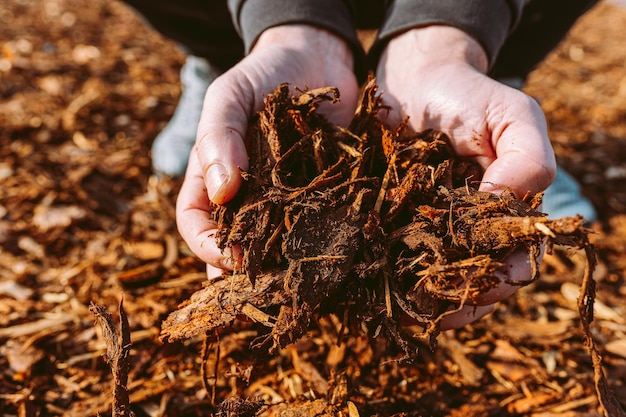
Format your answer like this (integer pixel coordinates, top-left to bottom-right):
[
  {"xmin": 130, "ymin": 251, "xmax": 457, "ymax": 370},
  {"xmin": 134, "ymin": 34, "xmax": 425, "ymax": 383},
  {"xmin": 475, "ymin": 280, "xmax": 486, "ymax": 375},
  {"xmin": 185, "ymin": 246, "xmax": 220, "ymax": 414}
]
[{"xmin": 161, "ymin": 80, "xmax": 576, "ymax": 348}]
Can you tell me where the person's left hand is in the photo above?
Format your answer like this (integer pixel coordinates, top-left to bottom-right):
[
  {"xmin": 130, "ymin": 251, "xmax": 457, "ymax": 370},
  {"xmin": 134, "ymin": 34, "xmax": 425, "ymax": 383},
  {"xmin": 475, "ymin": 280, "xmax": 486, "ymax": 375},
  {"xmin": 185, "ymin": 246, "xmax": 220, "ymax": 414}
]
[
  {"xmin": 376, "ymin": 25, "xmax": 556, "ymax": 329},
  {"xmin": 175, "ymin": 25, "xmax": 360, "ymax": 278}
]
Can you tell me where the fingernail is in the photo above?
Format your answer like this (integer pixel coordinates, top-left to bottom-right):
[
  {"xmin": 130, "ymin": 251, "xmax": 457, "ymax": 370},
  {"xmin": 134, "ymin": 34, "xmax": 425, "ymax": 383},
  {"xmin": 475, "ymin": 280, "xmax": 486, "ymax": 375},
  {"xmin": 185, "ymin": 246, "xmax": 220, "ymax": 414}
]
[{"xmin": 205, "ymin": 163, "xmax": 229, "ymax": 201}]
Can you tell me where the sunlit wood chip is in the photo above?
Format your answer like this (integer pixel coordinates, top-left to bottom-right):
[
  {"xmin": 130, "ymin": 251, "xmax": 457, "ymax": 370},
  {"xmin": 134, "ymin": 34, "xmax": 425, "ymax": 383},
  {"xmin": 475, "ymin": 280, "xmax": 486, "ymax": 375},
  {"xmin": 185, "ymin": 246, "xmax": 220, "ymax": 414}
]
[
  {"xmin": 348, "ymin": 401, "xmax": 360, "ymax": 417},
  {"xmin": 534, "ymin": 221, "xmax": 556, "ymax": 238},
  {"xmin": 561, "ymin": 282, "xmax": 625, "ymax": 323},
  {"xmin": 605, "ymin": 339, "xmax": 626, "ymax": 359}
]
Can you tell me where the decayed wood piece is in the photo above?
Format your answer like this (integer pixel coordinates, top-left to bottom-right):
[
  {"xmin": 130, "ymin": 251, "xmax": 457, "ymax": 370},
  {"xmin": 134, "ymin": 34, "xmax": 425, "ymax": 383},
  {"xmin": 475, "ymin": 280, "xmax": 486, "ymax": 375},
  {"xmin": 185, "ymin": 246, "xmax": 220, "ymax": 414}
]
[{"xmin": 160, "ymin": 270, "xmax": 289, "ymax": 343}]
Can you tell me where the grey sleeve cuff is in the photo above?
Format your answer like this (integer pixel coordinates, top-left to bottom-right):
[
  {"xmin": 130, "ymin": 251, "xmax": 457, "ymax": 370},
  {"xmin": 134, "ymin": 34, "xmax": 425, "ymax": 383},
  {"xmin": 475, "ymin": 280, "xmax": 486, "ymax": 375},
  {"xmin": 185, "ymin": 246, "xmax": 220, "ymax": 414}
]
[
  {"xmin": 227, "ymin": 0, "xmax": 366, "ymax": 79},
  {"xmin": 371, "ymin": 0, "xmax": 525, "ymax": 68}
]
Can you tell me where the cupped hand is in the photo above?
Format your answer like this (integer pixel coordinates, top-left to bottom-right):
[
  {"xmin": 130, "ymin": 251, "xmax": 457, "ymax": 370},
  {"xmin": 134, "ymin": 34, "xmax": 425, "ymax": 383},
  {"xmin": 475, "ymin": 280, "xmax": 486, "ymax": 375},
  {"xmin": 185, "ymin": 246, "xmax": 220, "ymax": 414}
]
[
  {"xmin": 176, "ymin": 25, "xmax": 360, "ymax": 273},
  {"xmin": 376, "ymin": 25, "xmax": 556, "ymax": 328}
]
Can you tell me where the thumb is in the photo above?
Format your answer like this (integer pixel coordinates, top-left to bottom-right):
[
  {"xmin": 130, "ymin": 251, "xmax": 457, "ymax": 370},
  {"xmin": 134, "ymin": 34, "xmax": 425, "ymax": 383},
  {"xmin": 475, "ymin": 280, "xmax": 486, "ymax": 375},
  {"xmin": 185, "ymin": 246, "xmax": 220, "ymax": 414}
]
[
  {"xmin": 195, "ymin": 76, "xmax": 251, "ymax": 204},
  {"xmin": 479, "ymin": 96, "xmax": 556, "ymax": 197}
]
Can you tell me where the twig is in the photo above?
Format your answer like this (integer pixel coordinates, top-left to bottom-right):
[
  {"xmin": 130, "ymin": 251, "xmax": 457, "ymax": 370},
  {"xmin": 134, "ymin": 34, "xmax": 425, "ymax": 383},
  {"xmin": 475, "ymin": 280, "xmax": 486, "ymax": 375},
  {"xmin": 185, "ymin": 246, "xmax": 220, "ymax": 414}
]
[
  {"xmin": 578, "ymin": 243, "xmax": 626, "ymax": 417},
  {"xmin": 201, "ymin": 329, "xmax": 220, "ymax": 406},
  {"xmin": 89, "ymin": 299, "xmax": 135, "ymax": 417}
]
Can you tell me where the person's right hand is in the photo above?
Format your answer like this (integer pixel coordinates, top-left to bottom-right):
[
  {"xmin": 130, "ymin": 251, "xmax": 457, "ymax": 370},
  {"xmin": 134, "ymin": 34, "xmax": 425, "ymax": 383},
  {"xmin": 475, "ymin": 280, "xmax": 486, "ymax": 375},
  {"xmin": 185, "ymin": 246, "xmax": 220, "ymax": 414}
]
[{"xmin": 175, "ymin": 25, "xmax": 360, "ymax": 275}]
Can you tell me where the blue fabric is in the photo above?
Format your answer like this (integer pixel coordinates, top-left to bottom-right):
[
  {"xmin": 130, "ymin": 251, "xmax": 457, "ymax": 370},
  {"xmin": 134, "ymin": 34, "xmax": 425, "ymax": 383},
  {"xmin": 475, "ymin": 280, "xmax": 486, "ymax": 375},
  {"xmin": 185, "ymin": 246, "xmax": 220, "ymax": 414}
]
[{"xmin": 542, "ymin": 166, "xmax": 597, "ymax": 222}]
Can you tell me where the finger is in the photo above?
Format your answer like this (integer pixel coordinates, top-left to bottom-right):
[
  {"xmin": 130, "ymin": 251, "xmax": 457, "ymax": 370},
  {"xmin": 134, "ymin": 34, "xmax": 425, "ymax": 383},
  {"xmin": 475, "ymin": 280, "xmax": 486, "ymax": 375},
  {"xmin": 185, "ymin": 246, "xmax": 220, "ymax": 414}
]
[
  {"xmin": 469, "ymin": 247, "xmax": 542, "ymax": 306},
  {"xmin": 195, "ymin": 75, "xmax": 251, "ymax": 204},
  {"xmin": 440, "ymin": 304, "xmax": 495, "ymax": 330},
  {"xmin": 479, "ymin": 94, "xmax": 556, "ymax": 197},
  {"xmin": 206, "ymin": 263, "xmax": 225, "ymax": 281},
  {"xmin": 176, "ymin": 151, "xmax": 235, "ymax": 269}
]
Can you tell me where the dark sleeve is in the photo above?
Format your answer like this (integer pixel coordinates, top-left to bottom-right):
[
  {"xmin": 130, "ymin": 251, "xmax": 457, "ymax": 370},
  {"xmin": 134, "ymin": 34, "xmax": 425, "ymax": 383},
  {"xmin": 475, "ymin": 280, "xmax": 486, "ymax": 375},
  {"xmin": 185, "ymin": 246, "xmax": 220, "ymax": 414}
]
[
  {"xmin": 227, "ymin": 0, "xmax": 366, "ymax": 77},
  {"xmin": 370, "ymin": 0, "xmax": 526, "ymax": 68}
]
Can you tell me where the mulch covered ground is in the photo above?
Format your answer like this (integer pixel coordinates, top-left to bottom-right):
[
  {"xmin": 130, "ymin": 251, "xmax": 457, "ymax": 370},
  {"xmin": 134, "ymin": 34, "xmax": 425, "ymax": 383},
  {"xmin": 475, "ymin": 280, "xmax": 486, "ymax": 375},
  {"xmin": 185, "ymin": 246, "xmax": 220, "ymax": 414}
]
[{"xmin": 1, "ymin": 1, "xmax": 625, "ymax": 416}]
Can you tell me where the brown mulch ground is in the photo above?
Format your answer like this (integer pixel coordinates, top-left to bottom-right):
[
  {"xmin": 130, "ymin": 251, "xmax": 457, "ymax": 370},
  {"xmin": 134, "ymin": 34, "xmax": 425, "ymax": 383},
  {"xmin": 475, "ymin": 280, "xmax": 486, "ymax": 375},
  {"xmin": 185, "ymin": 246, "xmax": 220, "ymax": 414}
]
[{"xmin": 1, "ymin": 1, "xmax": 625, "ymax": 416}]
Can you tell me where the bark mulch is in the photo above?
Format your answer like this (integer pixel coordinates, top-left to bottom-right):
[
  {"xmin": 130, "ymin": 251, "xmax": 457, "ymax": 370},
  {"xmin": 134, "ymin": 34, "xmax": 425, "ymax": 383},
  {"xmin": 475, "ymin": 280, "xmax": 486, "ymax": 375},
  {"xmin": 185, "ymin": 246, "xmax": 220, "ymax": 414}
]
[{"xmin": 1, "ymin": 1, "xmax": 625, "ymax": 416}]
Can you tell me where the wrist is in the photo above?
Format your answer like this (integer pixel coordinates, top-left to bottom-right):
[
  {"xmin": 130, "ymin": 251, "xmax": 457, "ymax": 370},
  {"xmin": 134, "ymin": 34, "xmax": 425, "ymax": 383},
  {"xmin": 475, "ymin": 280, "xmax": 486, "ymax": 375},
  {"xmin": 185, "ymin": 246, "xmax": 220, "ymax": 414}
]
[
  {"xmin": 255, "ymin": 24, "xmax": 354, "ymax": 70},
  {"xmin": 382, "ymin": 25, "xmax": 488, "ymax": 74}
]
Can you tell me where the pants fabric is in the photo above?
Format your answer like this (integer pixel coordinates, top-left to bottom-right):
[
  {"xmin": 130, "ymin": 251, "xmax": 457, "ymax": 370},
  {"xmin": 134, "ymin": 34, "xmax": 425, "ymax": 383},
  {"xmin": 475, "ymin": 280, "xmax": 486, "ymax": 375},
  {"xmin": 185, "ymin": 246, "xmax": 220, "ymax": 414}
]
[
  {"xmin": 123, "ymin": 0, "xmax": 598, "ymax": 80},
  {"xmin": 123, "ymin": 0, "xmax": 244, "ymax": 72}
]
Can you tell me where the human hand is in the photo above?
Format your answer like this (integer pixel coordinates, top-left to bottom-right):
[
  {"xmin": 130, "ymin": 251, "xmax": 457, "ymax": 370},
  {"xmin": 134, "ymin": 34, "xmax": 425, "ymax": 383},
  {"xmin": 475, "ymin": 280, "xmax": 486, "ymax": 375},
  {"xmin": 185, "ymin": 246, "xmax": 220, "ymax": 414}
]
[
  {"xmin": 176, "ymin": 25, "xmax": 359, "ymax": 275},
  {"xmin": 376, "ymin": 25, "xmax": 556, "ymax": 328}
]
